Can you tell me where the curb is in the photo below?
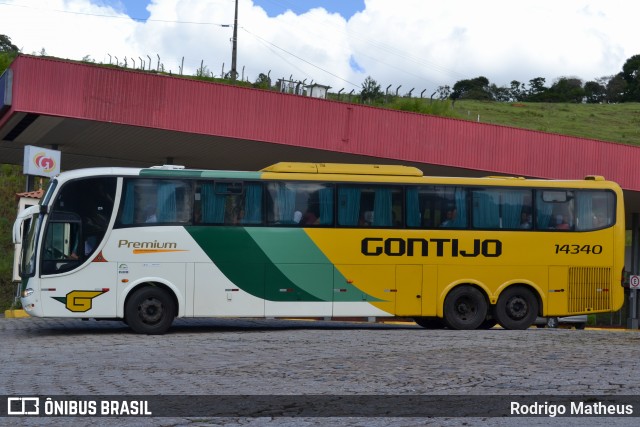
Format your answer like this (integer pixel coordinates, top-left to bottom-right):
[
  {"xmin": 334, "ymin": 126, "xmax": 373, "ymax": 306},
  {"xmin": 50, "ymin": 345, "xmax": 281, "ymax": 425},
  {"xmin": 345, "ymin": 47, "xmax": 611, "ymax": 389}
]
[{"xmin": 4, "ymin": 309, "xmax": 29, "ymax": 318}]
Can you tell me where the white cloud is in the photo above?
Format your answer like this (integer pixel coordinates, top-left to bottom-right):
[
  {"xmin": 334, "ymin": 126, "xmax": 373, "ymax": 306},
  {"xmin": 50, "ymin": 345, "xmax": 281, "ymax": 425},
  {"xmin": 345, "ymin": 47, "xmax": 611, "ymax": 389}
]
[{"xmin": 1, "ymin": 0, "xmax": 639, "ymax": 94}]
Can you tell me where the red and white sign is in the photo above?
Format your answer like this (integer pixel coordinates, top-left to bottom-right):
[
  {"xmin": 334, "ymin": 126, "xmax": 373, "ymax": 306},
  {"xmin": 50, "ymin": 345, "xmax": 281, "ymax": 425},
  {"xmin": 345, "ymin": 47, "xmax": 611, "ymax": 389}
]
[
  {"xmin": 630, "ymin": 275, "xmax": 640, "ymax": 290},
  {"xmin": 23, "ymin": 145, "xmax": 60, "ymax": 178}
]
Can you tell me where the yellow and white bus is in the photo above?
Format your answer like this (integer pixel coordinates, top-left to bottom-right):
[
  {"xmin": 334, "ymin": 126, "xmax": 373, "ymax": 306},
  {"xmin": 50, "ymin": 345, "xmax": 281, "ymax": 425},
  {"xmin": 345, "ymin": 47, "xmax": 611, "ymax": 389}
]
[{"xmin": 14, "ymin": 162, "xmax": 625, "ymax": 334}]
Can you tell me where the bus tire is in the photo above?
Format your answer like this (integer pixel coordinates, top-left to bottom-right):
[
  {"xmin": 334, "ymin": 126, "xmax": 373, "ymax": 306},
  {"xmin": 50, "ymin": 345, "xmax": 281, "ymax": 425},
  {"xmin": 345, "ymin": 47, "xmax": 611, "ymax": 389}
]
[
  {"xmin": 443, "ymin": 285, "xmax": 487, "ymax": 330},
  {"xmin": 125, "ymin": 286, "xmax": 176, "ymax": 335},
  {"xmin": 495, "ymin": 286, "xmax": 538, "ymax": 330},
  {"xmin": 414, "ymin": 317, "xmax": 446, "ymax": 329}
]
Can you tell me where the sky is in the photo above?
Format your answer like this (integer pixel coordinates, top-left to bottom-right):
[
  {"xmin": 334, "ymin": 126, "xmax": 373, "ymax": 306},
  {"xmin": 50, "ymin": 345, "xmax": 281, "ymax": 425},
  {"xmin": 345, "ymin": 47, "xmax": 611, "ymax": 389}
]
[{"xmin": 1, "ymin": 0, "xmax": 639, "ymax": 96}]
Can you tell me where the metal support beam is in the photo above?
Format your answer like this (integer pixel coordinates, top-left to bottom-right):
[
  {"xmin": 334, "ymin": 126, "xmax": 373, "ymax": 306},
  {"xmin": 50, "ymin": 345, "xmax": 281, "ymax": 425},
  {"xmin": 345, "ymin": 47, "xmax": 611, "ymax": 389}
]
[{"xmin": 628, "ymin": 212, "xmax": 639, "ymax": 329}]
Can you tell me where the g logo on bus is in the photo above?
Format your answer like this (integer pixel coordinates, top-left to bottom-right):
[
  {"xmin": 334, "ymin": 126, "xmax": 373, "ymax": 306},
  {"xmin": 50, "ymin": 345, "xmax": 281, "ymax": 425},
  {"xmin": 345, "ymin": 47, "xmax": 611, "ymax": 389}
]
[{"xmin": 53, "ymin": 290, "xmax": 109, "ymax": 312}]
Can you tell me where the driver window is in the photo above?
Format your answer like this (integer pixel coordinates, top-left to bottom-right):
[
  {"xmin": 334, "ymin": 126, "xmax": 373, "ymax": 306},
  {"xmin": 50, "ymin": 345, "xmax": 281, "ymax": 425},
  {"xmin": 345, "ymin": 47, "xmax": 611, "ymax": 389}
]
[{"xmin": 41, "ymin": 220, "xmax": 82, "ymax": 275}]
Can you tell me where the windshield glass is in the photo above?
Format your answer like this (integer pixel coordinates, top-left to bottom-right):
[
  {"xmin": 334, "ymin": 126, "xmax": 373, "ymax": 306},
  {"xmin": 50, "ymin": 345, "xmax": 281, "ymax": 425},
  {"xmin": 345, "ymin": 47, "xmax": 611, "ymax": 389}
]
[{"xmin": 21, "ymin": 212, "xmax": 41, "ymax": 277}]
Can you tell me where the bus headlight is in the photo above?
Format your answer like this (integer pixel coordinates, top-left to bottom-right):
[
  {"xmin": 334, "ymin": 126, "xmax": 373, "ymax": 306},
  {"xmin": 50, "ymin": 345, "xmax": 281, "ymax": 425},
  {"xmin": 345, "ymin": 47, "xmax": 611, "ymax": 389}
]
[{"xmin": 22, "ymin": 288, "xmax": 34, "ymax": 298}]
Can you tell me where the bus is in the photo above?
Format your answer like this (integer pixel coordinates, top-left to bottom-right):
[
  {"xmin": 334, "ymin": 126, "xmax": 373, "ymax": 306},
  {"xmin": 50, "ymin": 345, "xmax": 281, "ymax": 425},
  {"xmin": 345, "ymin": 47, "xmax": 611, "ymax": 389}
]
[{"xmin": 14, "ymin": 162, "xmax": 626, "ymax": 334}]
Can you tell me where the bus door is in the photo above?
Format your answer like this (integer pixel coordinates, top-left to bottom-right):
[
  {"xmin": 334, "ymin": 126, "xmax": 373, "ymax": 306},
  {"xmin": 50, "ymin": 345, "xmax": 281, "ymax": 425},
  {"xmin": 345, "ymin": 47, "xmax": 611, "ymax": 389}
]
[
  {"xmin": 395, "ymin": 265, "xmax": 423, "ymax": 316},
  {"xmin": 38, "ymin": 212, "xmax": 117, "ymax": 317}
]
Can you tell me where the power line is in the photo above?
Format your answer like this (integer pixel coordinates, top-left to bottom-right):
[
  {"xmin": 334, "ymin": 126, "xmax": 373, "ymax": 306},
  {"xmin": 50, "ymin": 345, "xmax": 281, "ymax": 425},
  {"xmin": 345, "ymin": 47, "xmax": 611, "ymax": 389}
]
[
  {"xmin": 0, "ymin": 0, "xmax": 459, "ymax": 89},
  {"xmin": 241, "ymin": 27, "xmax": 359, "ymax": 88},
  {"xmin": 249, "ymin": 0, "xmax": 468, "ymax": 83}
]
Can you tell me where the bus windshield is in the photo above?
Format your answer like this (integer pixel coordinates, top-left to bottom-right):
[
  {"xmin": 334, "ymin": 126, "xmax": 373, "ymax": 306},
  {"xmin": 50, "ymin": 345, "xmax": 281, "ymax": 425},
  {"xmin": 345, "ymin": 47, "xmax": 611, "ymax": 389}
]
[
  {"xmin": 40, "ymin": 177, "xmax": 117, "ymax": 275},
  {"xmin": 20, "ymin": 209, "xmax": 41, "ymax": 278}
]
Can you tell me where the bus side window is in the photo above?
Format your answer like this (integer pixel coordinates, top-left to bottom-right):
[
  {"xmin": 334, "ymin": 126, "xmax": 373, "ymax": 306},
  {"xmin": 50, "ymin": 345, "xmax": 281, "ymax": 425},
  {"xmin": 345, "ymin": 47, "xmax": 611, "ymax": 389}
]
[
  {"xmin": 266, "ymin": 182, "xmax": 333, "ymax": 226},
  {"xmin": 118, "ymin": 179, "xmax": 192, "ymax": 226},
  {"xmin": 536, "ymin": 190, "xmax": 574, "ymax": 230},
  {"xmin": 471, "ymin": 188, "xmax": 532, "ymax": 230},
  {"xmin": 338, "ymin": 185, "xmax": 401, "ymax": 227},
  {"xmin": 197, "ymin": 181, "xmax": 262, "ymax": 226},
  {"xmin": 407, "ymin": 186, "xmax": 467, "ymax": 229},
  {"xmin": 575, "ymin": 190, "xmax": 615, "ymax": 230}
]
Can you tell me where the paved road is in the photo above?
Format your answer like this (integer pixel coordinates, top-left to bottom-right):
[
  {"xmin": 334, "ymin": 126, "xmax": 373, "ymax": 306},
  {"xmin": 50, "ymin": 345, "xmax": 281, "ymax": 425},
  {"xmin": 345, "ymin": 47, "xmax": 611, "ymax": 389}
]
[{"xmin": 1, "ymin": 317, "xmax": 639, "ymax": 426}]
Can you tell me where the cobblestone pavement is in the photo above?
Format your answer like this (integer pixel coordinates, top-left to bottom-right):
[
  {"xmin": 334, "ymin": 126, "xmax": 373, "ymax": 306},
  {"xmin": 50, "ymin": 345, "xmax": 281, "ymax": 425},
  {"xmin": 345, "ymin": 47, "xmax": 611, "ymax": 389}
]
[{"xmin": 1, "ymin": 317, "xmax": 639, "ymax": 426}]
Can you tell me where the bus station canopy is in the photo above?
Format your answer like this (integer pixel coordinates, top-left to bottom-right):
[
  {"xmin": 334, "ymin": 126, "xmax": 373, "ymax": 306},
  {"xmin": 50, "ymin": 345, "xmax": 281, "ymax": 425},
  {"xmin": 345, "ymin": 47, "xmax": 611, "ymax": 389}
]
[{"xmin": 1, "ymin": 55, "xmax": 640, "ymax": 221}]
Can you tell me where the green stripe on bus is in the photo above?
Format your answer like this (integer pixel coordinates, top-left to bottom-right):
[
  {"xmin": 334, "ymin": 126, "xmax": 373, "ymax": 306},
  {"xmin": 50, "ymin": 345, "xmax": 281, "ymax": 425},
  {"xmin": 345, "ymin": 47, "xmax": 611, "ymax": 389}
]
[
  {"xmin": 185, "ymin": 227, "xmax": 378, "ymax": 302},
  {"xmin": 245, "ymin": 228, "xmax": 370, "ymax": 301},
  {"xmin": 186, "ymin": 227, "xmax": 325, "ymax": 302}
]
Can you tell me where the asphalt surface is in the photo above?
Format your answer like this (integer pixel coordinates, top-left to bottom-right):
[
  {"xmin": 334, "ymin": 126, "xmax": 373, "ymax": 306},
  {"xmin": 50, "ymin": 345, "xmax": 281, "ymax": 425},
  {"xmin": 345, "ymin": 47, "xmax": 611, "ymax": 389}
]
[{"xmin": 1, "ymin": 316, "xmax": 639, "ymax": 426}]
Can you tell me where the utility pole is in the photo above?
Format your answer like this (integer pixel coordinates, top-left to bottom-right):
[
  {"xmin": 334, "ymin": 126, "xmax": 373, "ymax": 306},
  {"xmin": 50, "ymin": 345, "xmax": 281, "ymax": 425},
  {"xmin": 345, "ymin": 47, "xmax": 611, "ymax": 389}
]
[{"xmin": 231, "ymin": 0, "xmax": 238, "ymax": 80}]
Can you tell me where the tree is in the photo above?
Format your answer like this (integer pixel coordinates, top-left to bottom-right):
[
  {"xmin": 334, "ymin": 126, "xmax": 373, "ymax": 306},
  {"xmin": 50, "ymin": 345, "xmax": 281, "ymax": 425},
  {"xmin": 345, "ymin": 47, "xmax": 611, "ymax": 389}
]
[
  {"xmin": 583, "ymin": 80, "xmax": 606, "ymax": 104},
  {"xmin": 546, "ymin": 77, "xmax": 584, "ymax": 103},
  {"xmin": 0, "ymin": 34, "xmax": 19, "ymax": 74},
  {"xmin": 435, "ymin": 85, "xmax": 451, "ymax": 100},
  {"xmin": 360, "ymin": 76, "xmax": 383, "ymax": 104},
  {"xmin": 0, "ymin": 34, "xmax": 19, "ymax": 54},
  {"xmin": 488, "ymin": 83, "xmax": 510, "ymax": 101},
  {"xmin": 621, "ymin": 54, "xmax": 640, "ymax": 101},
  {"xmin": 508, "ymin": 80, "xmax": 526, "ymax": 102},
  {"xmin": 606, "ymin": 73, "xmax": 627, "ymax": 103},
  {"xmin": 253, "ymin": 73, "xmax": 271, "ymax": 89},
  {"xmin": 451, "ymin": 76, "xmax": 492, "ymax": 101},
  {"xmin": 526, "ymin": 77, "xmax": 547, "ymax": 101}
]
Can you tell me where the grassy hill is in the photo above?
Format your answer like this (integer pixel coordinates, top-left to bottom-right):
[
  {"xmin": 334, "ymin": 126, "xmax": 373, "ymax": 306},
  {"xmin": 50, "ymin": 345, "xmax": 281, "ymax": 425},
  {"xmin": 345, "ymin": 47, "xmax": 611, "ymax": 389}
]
[{"xmin": 448, "ymin": 100, "xmax": 640, "ymax": 146}]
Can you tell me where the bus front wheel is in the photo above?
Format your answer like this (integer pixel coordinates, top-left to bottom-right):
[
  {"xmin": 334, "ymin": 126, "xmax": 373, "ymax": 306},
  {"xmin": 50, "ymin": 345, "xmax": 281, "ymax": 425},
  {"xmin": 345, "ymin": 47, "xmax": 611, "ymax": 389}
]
[
  {"xmin": 443, "ymin": 285, "xmax": 487, "ymax": 330},
  {"xmin": 125, "ymin": 286, "xmax": 176, "ymax": 335},
  {"xmin": 495, "ymin": 286, "xmax": 538, "ymax": 330}
]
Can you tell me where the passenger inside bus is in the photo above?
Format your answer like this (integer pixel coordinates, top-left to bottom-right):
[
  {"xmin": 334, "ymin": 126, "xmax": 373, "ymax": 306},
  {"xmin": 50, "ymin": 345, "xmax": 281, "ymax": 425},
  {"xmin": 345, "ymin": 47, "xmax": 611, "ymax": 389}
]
[
  {"xmin": 440, "ymin": 207, "xmax": 457, "ymax": 227},
  {"xmin": 301, "ymin": 209, "xmax": 319, "ymax": 225},
  {"xmin": 553, "ymin": 214, "xmax": 570, "ymax": 230},
  {"xmin": 232, "ymin": 207, "xmax": 245, "ymax": 224},
  {"xmin": 358, "ymin": 211, "xmax": 373, "ymax": 226},
  {"xmin": 520, "ymin": 210, "xmax": 532, "ymax": 229}
]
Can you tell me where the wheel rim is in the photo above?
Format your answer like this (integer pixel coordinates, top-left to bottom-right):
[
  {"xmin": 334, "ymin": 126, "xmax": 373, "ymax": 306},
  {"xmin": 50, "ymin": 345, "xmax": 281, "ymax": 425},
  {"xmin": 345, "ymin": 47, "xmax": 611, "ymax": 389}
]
[
  {"xmin": 505, "ymin": 296, "xmax": 528, "ymax": 320},
  {"xmin": 138, "ymin": 297, "xmax": 164, "ymax": 325},
  {"xmin": 454, "ymin": 296, "xmax": 478, "ymax": 321},
  {"xmin": 444, "ymin": 286, "xmax": 487, "ymax": 329}
]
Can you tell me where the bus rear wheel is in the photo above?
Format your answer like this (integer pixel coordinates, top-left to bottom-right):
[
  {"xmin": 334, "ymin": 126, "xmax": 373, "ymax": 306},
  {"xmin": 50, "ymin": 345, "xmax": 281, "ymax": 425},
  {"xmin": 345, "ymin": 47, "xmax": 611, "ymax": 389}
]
[
  {"xmin": 443, "ymin": 285, "xmax": 487, "ymax": 330},
  {"xmin": 125, "ymin": 286, "xmax": 176, "ymax": 335},
  {"xmin": 495, "ymin": 286, "xmax": 538, "ymax": 330}
]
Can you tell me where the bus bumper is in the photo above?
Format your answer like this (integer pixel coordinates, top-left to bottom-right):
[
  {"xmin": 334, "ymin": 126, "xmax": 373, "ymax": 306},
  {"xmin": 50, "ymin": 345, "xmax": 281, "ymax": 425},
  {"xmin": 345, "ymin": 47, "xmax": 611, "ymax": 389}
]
[{"xmin": 21, "ymin": 292, "xmax": 43, "ymax": 317}]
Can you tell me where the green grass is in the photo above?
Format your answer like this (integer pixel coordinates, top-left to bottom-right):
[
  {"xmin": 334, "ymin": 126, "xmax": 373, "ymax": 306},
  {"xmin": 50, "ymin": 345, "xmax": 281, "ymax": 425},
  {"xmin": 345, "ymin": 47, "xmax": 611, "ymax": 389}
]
[
  {"xmin": 341, "ymin": 96, "xmax": 640, "ymax": 146},
  {"xmin": 449, "ymin": 100, "xmax": 640, "ymax": 145}
]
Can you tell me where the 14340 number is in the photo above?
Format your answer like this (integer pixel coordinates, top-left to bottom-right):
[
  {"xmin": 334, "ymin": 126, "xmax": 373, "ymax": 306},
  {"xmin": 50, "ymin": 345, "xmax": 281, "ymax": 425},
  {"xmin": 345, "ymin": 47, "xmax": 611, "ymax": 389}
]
[{"xmin": 554, "ymin": 244, "xmax": 602, "ymax": 254}]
